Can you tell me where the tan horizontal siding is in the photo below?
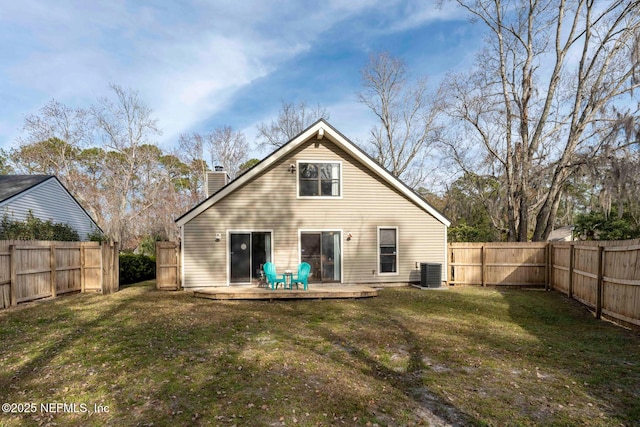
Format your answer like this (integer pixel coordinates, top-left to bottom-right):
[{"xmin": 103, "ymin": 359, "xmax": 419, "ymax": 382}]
[{"xmin": 182, "ymin": 138, "xmax": 446, "ymax": 288}]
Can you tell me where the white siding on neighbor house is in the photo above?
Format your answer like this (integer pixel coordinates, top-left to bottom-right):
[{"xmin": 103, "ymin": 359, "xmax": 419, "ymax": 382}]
[
  {"xmin": 182, "ymin": 138, "xmax": 447, "ymax": 288},
  {"xmin": 0, "ymin": 178, "xmax": 98, "ymax": 240}
]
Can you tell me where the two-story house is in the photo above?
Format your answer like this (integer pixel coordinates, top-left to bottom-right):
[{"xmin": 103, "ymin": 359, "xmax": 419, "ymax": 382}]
[{"xmin": 175, "ymin": 120, "xmax": 450, "ymax": 288}]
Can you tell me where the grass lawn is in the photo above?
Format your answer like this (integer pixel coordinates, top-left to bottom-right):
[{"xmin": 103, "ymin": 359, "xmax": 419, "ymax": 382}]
[{"xmin": 1, "ymin": 282, "xmax": 639, "ymax": 426}]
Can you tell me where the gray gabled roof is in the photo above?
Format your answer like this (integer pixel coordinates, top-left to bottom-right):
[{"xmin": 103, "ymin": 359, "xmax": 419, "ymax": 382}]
[
  {"xmin": 0, "ymin": 174, "xmax": 103, "ymax": 234},
  {"xmin": 0, "ymin": 175, "xmax": 53, "ymax": 203}
]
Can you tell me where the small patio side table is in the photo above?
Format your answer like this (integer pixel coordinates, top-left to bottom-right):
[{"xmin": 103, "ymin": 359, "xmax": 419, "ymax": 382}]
[{"xmin": 283, "ymin": 270, "xmax": 293, "ymax": 289}]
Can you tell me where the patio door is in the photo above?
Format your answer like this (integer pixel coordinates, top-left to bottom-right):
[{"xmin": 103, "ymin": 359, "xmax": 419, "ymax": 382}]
[
  {"xmin": 300, "ymin": 231, "xmax": 341, "ymax": 282},
  {"xmin": 230, "ymin": 232, "xmax": 271, "ymax": 284}
]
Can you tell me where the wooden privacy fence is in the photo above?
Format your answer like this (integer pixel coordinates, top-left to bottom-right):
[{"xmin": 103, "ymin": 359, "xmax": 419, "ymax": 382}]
[
  {"xmin": 449, "ymin": 242, "xmax": 549, "ymax": 287},
  {"xmin": 449, "ymin": 240, "xmax": 640, "ymax": 328},
  {"xmin": 0, "ymin": 240, "xmax": 119, "ymax": 309},
  {"xmin": 551, "ymin": 240, "xmax": 640, "ymax": 328},
  {"xmin": 156, "ymin": 241, "xmax": 181, "ymax": 290}
]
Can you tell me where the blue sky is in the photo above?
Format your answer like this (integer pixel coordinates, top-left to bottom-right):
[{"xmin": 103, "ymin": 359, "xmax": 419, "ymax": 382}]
[{"xmin": 0, "ymin": 1, "xmax": 481, "ymax": 156}]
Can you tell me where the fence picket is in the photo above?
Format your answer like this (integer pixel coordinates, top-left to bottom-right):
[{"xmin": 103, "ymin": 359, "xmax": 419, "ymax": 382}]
[
  {"xmin": 0, "ymin": 241, "xmax": 119, "ymax": 310},
  {"xmin": 156, "ymin": 241, "xmax": 180, "ymax": 290},
  {"xmin": 449, "ymin": 240, "xmax": 640, "ymax": 328}
]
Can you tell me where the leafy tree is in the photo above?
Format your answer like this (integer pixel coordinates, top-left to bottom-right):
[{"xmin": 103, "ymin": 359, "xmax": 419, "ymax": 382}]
[
  {"xmin": 238, "ymin": 158, "xmax": 260, "ymax": 175},
  {"xmin": 442, "ymin": 173, "xmax": 505, "ymax": 241},
  {"xmin": 449, "ymin": 222, "xmax": 499, "ymax": 243},
  {"xmin": 0, "ymin": 149, "xmax": 13, "ymax": 174},
  {"xmin": 574, "ymin": 205, "xmax": 640, "ymax": 240},
  {"xmin": 10, "ymin": 137, "xmax": 78, "ymax": 175},
  {"xmin": 138, "ymin": 234, "xmax": 162, "ymax": 258}
]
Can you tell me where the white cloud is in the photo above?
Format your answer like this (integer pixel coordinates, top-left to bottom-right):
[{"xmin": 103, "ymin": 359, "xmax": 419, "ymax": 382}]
[
  {"xmin": 388, "ymin": 1, "xmax": 468, "ymax": 32},
  {"xmin": 0, "ymin": 0, "xmax": 477, "ymax": 151}
]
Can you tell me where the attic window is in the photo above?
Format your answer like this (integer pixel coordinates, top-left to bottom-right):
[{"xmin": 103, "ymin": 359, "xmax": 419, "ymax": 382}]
[{"xmin": 298, "ymin": 162, "xmax": 341, "ymax": 197}]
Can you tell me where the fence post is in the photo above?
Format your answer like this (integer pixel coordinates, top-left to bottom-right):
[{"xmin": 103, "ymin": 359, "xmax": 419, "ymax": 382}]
[
  {"xmin": 549, "ymin": 244, "xmax": 555, "ymax": 291},
  {"xmin": 113, "ymin": 242, "xmax": 120, "ymax": 292},
  {"xmin": 544, "ymin": 243, "xmax": 549, "ymax": 291},
  {"xmin": 596, "ymin": 245, "xmax": 604, "ymax": 319},
  {"xmin": 100, "ymin": 242, "xmax": 109, "ymax": 294},
  {"xmin": 568, "ymin": 243, "xmax": 575, "ymax": 299},
  {"xmin": 9, "ymin": 245, "xmax": 17, "ymax": 307},
  {"xmin": 176, "ymin": 241, "xmax": 181, "ymax": 288},
  {"xmin": 481, "ymin": 245, "xmax": 486, "ymax": 287},
  {"xmin": 50, "ymin": 244, "xmax": 57, "ymax": 298},
  {"xmin": 100, "ymin": 242, "xmax": 105, "ymax": 293},
  {"xmin": 81, "ymin": 244, "xmax": 86, "ymax": 293},
  {"xmin": 447, "ymin": 245, "xmax": 453, "ymax": 284}
]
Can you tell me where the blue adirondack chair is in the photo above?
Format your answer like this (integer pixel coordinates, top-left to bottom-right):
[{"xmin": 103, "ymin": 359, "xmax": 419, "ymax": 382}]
[
  {"xmin": 263, "ymin": 262, "xmax": 286, "ymax": 290},
  {"xmin": 291, "ymin": 262, "xmax": 311, "ymax": 290}
]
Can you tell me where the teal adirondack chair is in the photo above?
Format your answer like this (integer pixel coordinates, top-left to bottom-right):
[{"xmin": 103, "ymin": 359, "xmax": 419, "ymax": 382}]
[
  {"xmin": 263, "ymin": 262, "xmax": 286, "ymax": 290},
  {"xmin": 291, "ymin": 262, "xmax": 311, "ymax": 290}
]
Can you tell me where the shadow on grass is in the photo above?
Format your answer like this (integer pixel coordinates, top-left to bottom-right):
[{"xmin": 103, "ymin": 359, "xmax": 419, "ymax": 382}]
[
  {"xmin": 500, "ymin": 288, "xmax": 640, "ymax": 425},
  {"xmin": 211, "ymin": 298, "xmax": 479, "ymax": 426},
  {"xmin": 4, "ymin": 283, "xmax": 639, "ymax": 426},
  {"xmin": 0, "ymin": 283, "xmax": 157, "ymax": 425},
  {"xmin": 85, "ymin": 288, "xmax": 478, "ymax": 425},
  {"xmin": 305, "ymin": 317, "xmax": 476, "ymax": 426}
]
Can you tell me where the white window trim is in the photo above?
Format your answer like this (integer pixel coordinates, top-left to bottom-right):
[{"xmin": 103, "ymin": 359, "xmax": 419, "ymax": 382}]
[
  {"xmin": 296, "ymin": 160, "xmax": 343, "ymax": 199},
  {"xmin": 180, "ymin": 225, "xmax": 185, "ymax": 287},
  {"xmin": 226, "ymin": 229, "xmax": 275, "ymax": 286},
  {"xmin": 377, "ymin": 226, "xmax": 399, "ymax": 276},
  {"xmin": 297, "ymin": 229, "xmax": 343, "ymax": 284}
]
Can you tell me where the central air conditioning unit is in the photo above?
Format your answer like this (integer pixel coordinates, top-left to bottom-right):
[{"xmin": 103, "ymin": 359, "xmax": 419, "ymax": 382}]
[{"xmin": 420, "ymin": 263, "xmax": 442, "ymax": 288}]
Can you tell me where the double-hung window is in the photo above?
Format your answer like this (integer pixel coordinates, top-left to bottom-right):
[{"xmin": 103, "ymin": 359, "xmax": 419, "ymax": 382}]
[
  {"xmin": 298, "ymin": 162, "xmax": 341, "ymax": 197},
  {"xmin": 378, "ymin": 227, "xmax": 398, "ymax": 274}
]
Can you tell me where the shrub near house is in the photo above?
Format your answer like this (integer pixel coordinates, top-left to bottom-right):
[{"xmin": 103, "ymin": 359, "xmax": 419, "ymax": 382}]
[{"xmin": 0, "ymin": 212, "xmax": 80, "ymax": 241}]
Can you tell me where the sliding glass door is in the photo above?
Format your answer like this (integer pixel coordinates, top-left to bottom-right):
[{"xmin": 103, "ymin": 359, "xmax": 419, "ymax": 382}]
[
  {"xmin": 229, "ymin": 231, "xmax": 271, "ymax": 284},
  {"xmin": 300, "ymin": 231, "xmax": 341, "ymax": 282}
]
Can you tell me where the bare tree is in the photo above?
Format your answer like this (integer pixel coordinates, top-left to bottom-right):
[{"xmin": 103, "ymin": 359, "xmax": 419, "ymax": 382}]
[
  {"xmin": 177, "ymin": 132, "xmax": 208, "ymax": 202},
  {"xmin": 204, "ymin": 126, "xmax": 249, "ymax": 180},
  {"xmin": 14, "ymin": 99, "xmax": 92, "ymax": 196},
  {"xmin": 256, "ymin": 100, "xmax": 329, "ymax": 149},
  {"xmin": 445, "ymin": 0, "xmax": 640, "ymax": 241},
  {"xmin": 11, "ymin": 84, "xmax": 205, "ymax": 248},
  {"xmin": 10, "ymin": 100, "xmax": 106, "ymax": 227},
  {"xmin": 357, "ymin": 51, "xmax": 443, "ymax": 188},
  {"xmin": 91, "ymin": 84, "xmax": 162, "ymax": 244}
]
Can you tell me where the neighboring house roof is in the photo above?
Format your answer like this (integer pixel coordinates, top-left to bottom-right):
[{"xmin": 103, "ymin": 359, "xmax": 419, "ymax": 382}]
[
  {"xmin": 548, "ymin": 225, "xmax": 574, "ymax": 242},
  {"xmin": 176, "ymin": 119, "xmax": 451, "ymax": 227},
  {"xmin": 0, "ymin": 174, "xmax": 103, "ymax": 234},
  {"xmin": 0, "ymin": 175, "xmax": 51, "ymax": 203}
]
